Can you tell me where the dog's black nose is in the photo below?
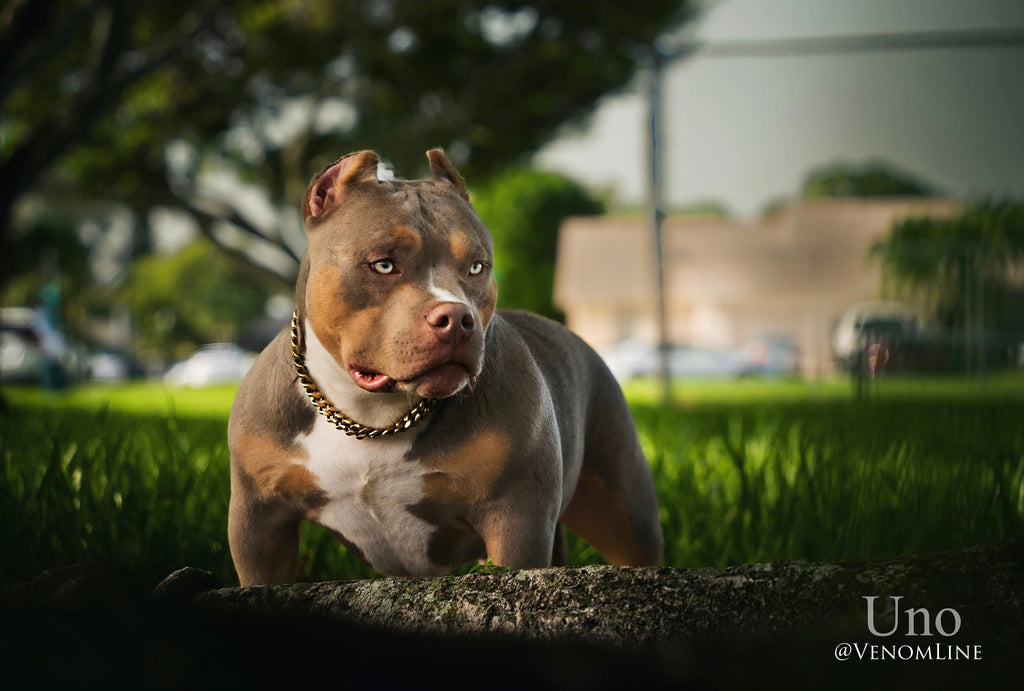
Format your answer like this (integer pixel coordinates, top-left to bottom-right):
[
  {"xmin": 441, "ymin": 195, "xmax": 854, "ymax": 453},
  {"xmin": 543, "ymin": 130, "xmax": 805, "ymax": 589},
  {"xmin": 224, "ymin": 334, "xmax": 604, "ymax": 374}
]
[{"xmin": 427, "ymin": 302, "xmax": 475, "ymax": 342}]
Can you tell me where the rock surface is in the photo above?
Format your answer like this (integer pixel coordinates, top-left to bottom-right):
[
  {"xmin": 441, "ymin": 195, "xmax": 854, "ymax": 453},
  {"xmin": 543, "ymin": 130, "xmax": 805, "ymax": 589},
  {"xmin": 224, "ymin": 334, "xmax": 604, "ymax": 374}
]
[
  {"xmin": 198, "ymin": 540, "xmax": 1024, "ymax": 647},
  {"xmin": 3, "ymin": 542, "xmax": 1023, "ymax": 688}
]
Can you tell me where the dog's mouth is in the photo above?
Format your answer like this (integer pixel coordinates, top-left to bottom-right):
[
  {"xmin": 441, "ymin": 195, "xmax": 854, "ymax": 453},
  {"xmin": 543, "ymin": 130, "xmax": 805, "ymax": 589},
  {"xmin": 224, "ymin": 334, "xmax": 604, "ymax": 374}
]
[
  {"xmin": 349, "ymin": 361, "xmax": 478, "ymax": 397},
  {"xmin": 349, "ymin": 366, "xmax": 395, "ymax": 393}
]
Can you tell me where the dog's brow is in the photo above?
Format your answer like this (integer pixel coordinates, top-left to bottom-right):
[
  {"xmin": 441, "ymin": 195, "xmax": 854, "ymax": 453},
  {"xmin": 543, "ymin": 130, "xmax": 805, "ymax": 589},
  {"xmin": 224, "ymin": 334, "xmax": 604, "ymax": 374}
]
[
  {"xmin": 448, "ymin": 230, "xmax": 474, "ymax": 262},
  {"xmin": 391, "ymin": 225, "xmax": 423, "ymax": 253}
]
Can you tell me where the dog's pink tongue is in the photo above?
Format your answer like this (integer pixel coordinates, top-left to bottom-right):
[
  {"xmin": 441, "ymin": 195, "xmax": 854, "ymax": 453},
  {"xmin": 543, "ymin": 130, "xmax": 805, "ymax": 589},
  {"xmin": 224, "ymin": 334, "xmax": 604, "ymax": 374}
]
[{"xmin": 350, "ymin": 368, "xmax": 393, "ymax": 392}]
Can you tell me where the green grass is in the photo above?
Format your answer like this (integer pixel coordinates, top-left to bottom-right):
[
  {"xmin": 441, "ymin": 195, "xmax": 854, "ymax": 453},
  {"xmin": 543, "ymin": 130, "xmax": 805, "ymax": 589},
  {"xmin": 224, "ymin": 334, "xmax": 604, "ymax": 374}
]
[
  {"xmin": 623, "ymin": 372, "xmax": 1024, "ymax": 405},
  {"xmin": 2, "ymin": 377, "xmax": 1023, "ymax": 586},
  {"xmin": 0, "ymin": 403, "xmax": 235, "ymax": 584},
  {"xmin": 4, "ymin": 382, "xmax": 239, "ymax": 418},
  {"xmin": 631, "ymin": 398, "xmax": 1024, "ymax": 568}
]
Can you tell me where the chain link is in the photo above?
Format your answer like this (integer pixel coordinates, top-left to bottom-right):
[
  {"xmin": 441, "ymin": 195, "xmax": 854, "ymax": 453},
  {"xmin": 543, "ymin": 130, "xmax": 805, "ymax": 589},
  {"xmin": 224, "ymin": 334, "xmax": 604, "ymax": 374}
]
[{"xmin": 290, "ymin": 311, "xmax": 438, "ymax": 439}]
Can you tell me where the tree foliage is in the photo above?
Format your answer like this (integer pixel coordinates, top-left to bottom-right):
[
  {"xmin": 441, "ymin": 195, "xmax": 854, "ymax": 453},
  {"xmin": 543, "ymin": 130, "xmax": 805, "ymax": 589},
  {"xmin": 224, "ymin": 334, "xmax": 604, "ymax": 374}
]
[
  {"xmin": 871, "ymin": 200, "xmax": 1024, "ymax": 331},
  {"xmin": 802, "ymin": 161, "xmax": 936, "ymax": 199},
  {"xmin": 120, "ymin": 240, "xmax": 273, "ymax": 360},
  {"xmin": 1, "ymin": 212, "xmax": 91, "ymax": 307},
  {"xmin": 0, "ymin": 210, "xmax": 108, "ymax": 351},
  {"xmin": 2, "ymin": 0, "xmax": 693, "ymax": 290},
  {"xmin": 472, "ymin": 169, "xmax": 603, "ymax": 320}
]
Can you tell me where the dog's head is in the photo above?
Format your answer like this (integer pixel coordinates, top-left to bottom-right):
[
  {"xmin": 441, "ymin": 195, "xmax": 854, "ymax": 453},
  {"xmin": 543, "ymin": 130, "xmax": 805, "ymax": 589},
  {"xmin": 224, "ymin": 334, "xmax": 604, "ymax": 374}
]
[{"xmin": 296, "ymin": 149, "xmax": 496, "ymax": 400}]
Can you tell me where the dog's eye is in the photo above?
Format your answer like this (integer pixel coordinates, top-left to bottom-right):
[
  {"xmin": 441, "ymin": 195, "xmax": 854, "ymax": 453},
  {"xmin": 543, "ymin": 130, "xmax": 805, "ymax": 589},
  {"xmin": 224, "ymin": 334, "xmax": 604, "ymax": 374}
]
[
  {"xmin": 371, "ymin": 259, "xmax": 395, "ymax": 275},
  {"xmin": 469, "ymin": 261, "xmax": 485, "ymax": 276}
]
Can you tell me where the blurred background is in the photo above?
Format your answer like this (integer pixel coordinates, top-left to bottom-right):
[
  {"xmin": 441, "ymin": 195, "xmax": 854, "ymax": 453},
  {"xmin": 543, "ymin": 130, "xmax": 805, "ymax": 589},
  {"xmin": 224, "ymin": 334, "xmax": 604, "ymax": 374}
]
[
  {"xmin": 2, "ymin": 1, "xmax": 1023, "ymax": 589},
  {"xmin": 2, "ymin": 0, "xmax": 1022, "ymax": 393},
  {"xmin": 2, "ymin": 0, "xmax": 688, "ymax": 387}
]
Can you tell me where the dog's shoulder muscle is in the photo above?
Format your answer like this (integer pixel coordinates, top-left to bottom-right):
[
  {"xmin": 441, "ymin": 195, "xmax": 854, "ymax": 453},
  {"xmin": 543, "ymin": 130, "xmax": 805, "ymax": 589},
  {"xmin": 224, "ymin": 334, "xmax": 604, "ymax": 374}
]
[{"xmin": 228, "ymin": 328, "xmax": 317, "ymax": 459}]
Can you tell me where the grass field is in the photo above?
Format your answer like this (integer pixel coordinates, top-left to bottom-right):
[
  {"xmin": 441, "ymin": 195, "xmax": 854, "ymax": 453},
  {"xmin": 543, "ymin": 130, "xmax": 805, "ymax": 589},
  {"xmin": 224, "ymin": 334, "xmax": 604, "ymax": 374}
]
[{"xmin": 2, "ymin": 376, "xmax": 1022, "ymax": 586}]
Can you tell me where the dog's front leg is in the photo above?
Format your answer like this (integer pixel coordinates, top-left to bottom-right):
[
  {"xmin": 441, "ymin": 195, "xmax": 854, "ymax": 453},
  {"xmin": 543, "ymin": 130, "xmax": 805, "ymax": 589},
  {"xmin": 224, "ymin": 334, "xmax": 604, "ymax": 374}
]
[
  {"xmin": 475, "ymin": 509, "xmax": 559, "ymax": 570},
  {"xmin": 228, "ymin": 468, "xmax": 302, "ymax": 586}
]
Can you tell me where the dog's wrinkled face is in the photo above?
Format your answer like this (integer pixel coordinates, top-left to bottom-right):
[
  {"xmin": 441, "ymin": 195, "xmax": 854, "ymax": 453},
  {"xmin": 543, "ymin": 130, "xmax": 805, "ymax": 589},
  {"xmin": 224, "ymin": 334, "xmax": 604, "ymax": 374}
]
[{"xmin": 299, "ymin": 150, "xmax": 497, "ymax": 400}]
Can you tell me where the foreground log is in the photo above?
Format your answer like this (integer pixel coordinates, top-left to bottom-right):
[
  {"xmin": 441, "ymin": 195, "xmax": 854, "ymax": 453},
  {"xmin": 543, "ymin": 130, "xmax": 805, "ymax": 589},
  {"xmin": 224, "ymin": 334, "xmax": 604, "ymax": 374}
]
[
  {"xmin": 3, "ymin": 541, "xmax": 1022, "ymax": 688},
  {"xmin": 195, "ymin": 540, "xmax": 1024, "ymax": 647}
]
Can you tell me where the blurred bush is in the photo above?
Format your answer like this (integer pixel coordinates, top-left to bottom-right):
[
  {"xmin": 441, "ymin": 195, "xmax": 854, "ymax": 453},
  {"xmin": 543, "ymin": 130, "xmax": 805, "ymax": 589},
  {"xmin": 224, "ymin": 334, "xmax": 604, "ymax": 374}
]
[
  {"xmin": 473, "ymin": 169, "xmax": 603, "ymax": 321},
  {"xmin": 120, "ymin": 239, "xmax": 275, "ymax": 361}
]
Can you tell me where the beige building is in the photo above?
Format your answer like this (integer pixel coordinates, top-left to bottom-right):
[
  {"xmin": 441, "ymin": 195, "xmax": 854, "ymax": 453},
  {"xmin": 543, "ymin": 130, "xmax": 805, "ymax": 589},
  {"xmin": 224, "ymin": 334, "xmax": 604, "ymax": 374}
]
[{"xmin": 553, "ymin": 198, "xmax": 963, "ymax": 377}]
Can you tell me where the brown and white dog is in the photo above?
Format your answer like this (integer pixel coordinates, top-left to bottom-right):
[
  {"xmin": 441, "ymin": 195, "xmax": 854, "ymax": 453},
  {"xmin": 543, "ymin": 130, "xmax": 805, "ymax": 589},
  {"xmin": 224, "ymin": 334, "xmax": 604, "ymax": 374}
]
[{"xmin": 227, "ymin": 149, "xmax": 661, "ymax": 585}]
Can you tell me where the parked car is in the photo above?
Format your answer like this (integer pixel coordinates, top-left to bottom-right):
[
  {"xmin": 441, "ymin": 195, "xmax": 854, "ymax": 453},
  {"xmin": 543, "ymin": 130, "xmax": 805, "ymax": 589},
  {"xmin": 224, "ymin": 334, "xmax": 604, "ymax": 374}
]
[
  {"xmin": 87, "ymin": 352, "xmax": 131, "ymax": 382},
  {"xmin": 668, "ymin": 345, "xmax": 748, "ymax": 378},
  {"xmin": 1, "ymin": 310, "xmax": 48, "ymax": 384},
  {"xmin": 738, "ymin": 334, "xmax": 800, "ymax": 377},
  {"xmin": 164, "ymin": 343, "xmax": 256, "ymax": 387},
  {"xmin": 601, "ymin": 339, "xmax": 658, "ymax": 381},
  {"xmin": 0, "ymin": 307, "xmax": 84, "ymax": 386},
  {"xmin": 601, "ymin": 340, "xmax": 754, "ymax": 381},
  {"xmin": 832, "ymin": 301, "xmax": 924, "ymax": 373}
]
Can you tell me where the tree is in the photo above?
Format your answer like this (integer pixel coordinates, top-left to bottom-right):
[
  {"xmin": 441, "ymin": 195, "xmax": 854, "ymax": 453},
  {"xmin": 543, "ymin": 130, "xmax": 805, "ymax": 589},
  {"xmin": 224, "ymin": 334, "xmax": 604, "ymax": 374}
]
[
  {"xmin": 1, "ymin": 209, "xmax": 110, "ymax": 352},
  {"xmin": 0, "ymin": 1, "xmax": 226, "ymax": 270},
  {"xmin": 760, "ymin": 160, "xmax": 936, "ymax": 217},
  {"xmin": 1, "ymin": 211, "xmax": 91, "ymax": 313},
  {"xmin": 2, "ymin": 0, "xmax": 694, "ymax": 292},
  {"xmin": 802, "ymin": 161, "xmax": 936, "ymax": 199},
  {"xmin": 120, "ymin": 239, "xmax": 275, "ymax": 361},
  {"xmin": 472, "ymin": 169, "xmax": 603, "ymax": 320},
  {"xmin": 871, "ymin": 200, "xmax": 1024, "ymax": 333}
]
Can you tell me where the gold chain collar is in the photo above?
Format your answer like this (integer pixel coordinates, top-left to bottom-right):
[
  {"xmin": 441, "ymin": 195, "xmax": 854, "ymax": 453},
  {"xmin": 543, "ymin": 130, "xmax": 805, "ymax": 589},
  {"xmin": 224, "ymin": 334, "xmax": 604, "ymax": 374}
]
[{"xmin": 290, "ymin": 311, "xmax": 438, "ymax": 440}]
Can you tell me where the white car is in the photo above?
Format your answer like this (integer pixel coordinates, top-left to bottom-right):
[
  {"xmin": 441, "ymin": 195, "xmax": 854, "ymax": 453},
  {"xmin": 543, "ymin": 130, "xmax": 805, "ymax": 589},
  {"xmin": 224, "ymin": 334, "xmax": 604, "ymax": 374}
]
[
  {"xmin": 164, "ymin": 344, "xmax": 256, "ymax": 387},
  {"xmin": 600, "ymin": 340, "xmax": 749, "ymax": 381},
  {"xmin": 88, "ymin": 352, "xmax": 131, "ymax": 382},
  {"xmin": 738, "ymin": 334, "xmax": 800, "ymax": 377}
]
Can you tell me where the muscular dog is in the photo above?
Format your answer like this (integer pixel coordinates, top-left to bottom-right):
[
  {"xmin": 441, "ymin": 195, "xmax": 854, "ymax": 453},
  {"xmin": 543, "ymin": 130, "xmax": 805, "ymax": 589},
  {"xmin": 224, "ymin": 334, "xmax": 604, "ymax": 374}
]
[{"xmin": 227, "ymin": 149, "xmax": 661, "ymax": 585}]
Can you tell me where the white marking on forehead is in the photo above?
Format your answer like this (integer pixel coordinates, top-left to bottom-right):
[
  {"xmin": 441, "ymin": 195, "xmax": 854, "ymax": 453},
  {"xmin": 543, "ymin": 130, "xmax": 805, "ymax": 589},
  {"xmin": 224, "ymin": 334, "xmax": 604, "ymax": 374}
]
[
  {"xmin": 377, "ymin": 161, "xmax": 396, "ymax": 181},
  {"xmin": 426, "ymin": 269, "xmax": 468, "ymax": 305}
]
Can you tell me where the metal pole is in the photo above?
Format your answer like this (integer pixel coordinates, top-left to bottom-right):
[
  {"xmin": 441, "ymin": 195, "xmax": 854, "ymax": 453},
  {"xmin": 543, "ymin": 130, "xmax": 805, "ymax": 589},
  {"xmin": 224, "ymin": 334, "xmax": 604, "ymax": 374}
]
[
  {"xmin": 647, "ymin": 50, "xmax": 671, "ymax": 405},
  {"xmin": 977, "ymin": 246, "xmax": 985, "ymax": 392},
  {"xmin": 646, "ymin": 28, "xmax": 1024, "ymax": 399},
  {"xmin": 964, "ymin": 249, "xmax": 973, "ymax": 388}
]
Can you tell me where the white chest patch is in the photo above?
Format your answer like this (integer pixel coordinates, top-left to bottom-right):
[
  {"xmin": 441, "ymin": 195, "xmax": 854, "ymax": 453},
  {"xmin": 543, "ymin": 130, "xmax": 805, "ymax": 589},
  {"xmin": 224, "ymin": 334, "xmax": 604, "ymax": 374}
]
[{"xmin": 294, "ymin": 408, "xmax": 447, "ymax": 577}]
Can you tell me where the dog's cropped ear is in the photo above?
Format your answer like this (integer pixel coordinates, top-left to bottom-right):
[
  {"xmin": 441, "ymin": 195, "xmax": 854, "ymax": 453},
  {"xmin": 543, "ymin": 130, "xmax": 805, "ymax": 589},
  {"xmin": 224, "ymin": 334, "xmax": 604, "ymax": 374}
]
[
  {"xmin": 427, "ymin": 149, "xmax": 469, "ymax": 202},
  {"xmin": 303, "ymin": 151, "xmax": 380, "ymax": 223}
]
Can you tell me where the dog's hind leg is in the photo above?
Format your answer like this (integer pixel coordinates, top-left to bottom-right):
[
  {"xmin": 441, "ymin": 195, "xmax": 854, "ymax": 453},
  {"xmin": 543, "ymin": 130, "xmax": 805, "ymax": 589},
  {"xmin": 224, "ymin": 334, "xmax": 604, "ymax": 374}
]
[
  {"xmin": 560, "ymin": 465, "xmax": 662, "ymax": 566},
  {"xmin": 559, "ymin": 378, "xmax": 662, "ymax": 566}
]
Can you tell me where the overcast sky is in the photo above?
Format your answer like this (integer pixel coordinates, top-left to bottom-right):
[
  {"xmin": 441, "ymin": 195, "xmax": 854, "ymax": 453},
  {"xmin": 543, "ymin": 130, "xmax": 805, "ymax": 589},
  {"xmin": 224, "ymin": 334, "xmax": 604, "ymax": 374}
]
[{"xmin": 534, "ymin": 0, "xmax": 1024, "ymax": 218}]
